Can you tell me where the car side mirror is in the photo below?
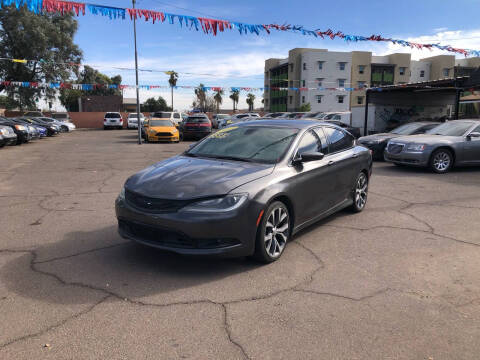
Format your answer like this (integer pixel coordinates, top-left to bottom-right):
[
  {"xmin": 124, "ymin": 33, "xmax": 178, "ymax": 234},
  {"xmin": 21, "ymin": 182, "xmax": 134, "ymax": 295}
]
[
  {"xmin": 294, "ymin": 151, "xmax": 325, "ymax": 164},
  {"xmin": 467, "ymin": 132, "xmax": 480, "ymax": 139}
]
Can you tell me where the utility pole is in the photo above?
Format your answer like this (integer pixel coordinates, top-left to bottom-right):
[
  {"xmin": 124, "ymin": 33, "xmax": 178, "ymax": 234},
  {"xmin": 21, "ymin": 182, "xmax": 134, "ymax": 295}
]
[{"xmin": 133, "ymin": 0, "xmax": 141, "ymax": 144}]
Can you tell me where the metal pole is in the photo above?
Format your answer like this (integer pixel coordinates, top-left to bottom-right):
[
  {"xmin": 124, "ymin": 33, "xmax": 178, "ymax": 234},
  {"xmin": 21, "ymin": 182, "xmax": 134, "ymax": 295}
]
[
  {"xmin": 363, "ymin": 90, "xmax": 369, "ymax": 136},
  {"xmin": 133, "ymin": 0, "xmax": 141, "ymax": 144}
]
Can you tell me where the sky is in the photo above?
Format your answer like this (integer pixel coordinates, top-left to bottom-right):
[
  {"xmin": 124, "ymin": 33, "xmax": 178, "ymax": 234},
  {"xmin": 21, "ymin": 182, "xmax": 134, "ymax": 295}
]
[{"xmin": 53, "ymin": 0, "xmax": 480, "ymax": 111}]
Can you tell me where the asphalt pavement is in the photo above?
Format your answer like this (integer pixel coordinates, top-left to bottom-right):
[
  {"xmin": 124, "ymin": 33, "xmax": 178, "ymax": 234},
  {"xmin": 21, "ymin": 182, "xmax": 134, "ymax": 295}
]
[{"xmin": 1, "ymin": 129, "xmax": 480, "ymax": 359}]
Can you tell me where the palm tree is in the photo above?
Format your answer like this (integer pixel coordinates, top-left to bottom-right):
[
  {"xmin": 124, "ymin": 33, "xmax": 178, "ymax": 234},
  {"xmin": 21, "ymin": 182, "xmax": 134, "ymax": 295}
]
[
  {"xmin": 246, "ymin": 93, "xmax": 256, "ymax": 111},
  {"xmin": 214, "ymin": 89, "xmax": 223, "ymax": 113},
  {"xmin": 167, "ymin": 71, "xmax": 178, "ymax": 111},
  {"xmin": 229, "ymin": 89, "xmax": 239, "ymax": 111},
  {"xmin": 194, "ymin": 84, "xmax": 207, "ymax": 112}
]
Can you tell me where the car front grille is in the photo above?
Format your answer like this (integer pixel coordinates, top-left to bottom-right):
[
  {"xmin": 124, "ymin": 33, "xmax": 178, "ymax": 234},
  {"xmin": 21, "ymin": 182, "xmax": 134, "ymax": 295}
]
[
  {"xmin": 387, "ymin": 143, "xmax": 404, "ymax": 154},
  {"xmin": 125, "ymin": 189, "xmax": 189, "ymax": 213},
  {"xmin": 119, "ymin": 219, "xmax": 240, "ymax": 249},
  {"xmin": 156, "ymin": 132, "xmax": 172, "ymax": 136}
]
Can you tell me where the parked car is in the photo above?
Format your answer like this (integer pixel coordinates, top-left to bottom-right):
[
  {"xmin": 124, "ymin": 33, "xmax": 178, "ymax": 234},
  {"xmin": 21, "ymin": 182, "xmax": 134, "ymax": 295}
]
[
  {"xmin": 282, "ymin": 112, "xmax": 306, "ymax": 119},
  {"xmin": 152, "ymin": 111, "xmax": 183, "ymax": 127},
  {"xmin": 21, "ymin": 117, "xmax": 58, "ymax": 137},
  {"xmin": 143, "ymin": 118, "xmax": 180, "ymax": 143},
  {"xmin": 15, "ymin": 119, "xmax": 39, "ymax": 140},
  {"xmin": 181, "ymin": 114, "xmax": 212, "ymax": 140},
  {"xmin": 116, "ymin": 119, "xmax": 372, "ymax": 262},
  {"xmin": 127, "ymin": 113, "xmax": 145, "ymax": 129},
  {"xmin": 0, "ymin": 117, "xmax": 29, "ymax": 144},
  {"xmin": 51, "ymin": 112, "xmax": 71, "ymax": 123},
  {"xmin": 38, "ymin": 117, "xmax": 75, "ymax": 132},
  {"xmin": 263, "ymin": 112, "xmax": 289, "ymax": 118},
  {"xmin": 321, "ymin": 120, "xmax": 361, "ymax": 138},
  {"xmin": 104, "ymin": 112, "xmax": 123, "ymax": 130},
  {"xmin": 18, "ymin": 118, "xmax": 49, "ymax": 137},
  {"xmin": 358, "ymin": 122, "xmax": 440, "ymax": 160},
  {"xmin": 212, "ymin": 114, "xmax": 229, "ymax": 129},
  {"xmin": 384, "ymin": 120, "xmax": 480, "ymax": 173},
  {"xmin": 23, "ymin": 111, "xmax": 44, "ymax": 117},
  {"xmin": 0, "ymin": 125, "xmax": 17, "ymax": 146},
  {"xmin": 301, "ymin": 111, "xmax": 324, "ymax": 119}
]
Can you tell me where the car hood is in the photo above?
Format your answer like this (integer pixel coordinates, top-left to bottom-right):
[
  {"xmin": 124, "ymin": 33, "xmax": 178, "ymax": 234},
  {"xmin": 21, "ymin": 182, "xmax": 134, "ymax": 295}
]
[
  {"xmin": 390, "ymin": 134, "xmax": 459, "ymax": 144},
  {"xmin": 358, "ymin": 133, "xmax": 398, "ymax": 142},
  {"xmin": 125, "ymin": 155, "xmax": 274, "ymax": 199}
]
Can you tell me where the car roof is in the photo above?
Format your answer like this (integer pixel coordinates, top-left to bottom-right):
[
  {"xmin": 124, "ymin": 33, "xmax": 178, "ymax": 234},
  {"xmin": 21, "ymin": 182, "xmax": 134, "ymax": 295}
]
[{"xmin": 233, "ymin": 118, "xmax": 344, "ymax": 130}]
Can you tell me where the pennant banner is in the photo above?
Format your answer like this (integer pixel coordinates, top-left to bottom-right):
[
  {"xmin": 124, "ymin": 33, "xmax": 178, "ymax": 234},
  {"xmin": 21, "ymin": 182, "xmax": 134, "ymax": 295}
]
[{"xmin": 0, "ymin": 0, "xmax": 478, "ymax": 57}]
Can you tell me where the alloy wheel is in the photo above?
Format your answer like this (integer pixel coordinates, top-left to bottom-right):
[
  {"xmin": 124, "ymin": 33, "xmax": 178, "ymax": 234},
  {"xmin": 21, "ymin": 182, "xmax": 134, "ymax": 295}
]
[
  {"xmin": 264, "ymin": 206, "xmax": 289, "ymax": 258},
  {"xmin": 355, "ymin": 173, "xmax": 368, "ymax": 210},
  {"xmin": 432, "ymin": 151, "xmax": 451, "ymax": 172}
]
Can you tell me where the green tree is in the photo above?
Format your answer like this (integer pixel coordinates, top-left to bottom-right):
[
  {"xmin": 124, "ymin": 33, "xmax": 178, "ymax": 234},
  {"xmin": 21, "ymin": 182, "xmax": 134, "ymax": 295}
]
[
  {"xmin": 0, "ymin": 5, "xmax": 82, "ymax": 109},
  {"xmin": 141, "ymin": 96, "xmax": 171, "ymax": 112},
  {"xmin": 229, "ymin": 89, "xmax": 239, "ymax": 111},
  {"xmin": 59, "ymin": 66, "xmax": 122, "ymax": 111},
  {"xmin": 246, "ymin": 93, "xmax": 256, "ymax": 111},
  {"xmin": 167, "ymin": 71, "xmax": 178, "ymax": 111},
  {"xmin": 299, "ymin": 102, "xmax": 311, "ymax": 112},
  {"xmin": 194, "ymin": 84, "xmax": 207, "ymax": 112},
  {"xmin": 213, "ymin": 89, "xmax": 223, "ymax": 113}
]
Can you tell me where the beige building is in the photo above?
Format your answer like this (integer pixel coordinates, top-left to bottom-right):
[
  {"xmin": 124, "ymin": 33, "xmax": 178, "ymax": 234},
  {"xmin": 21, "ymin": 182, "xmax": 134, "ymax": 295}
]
[{"xmin": 264, "ymin": 48, "xmax": 480, "ymax": 112}]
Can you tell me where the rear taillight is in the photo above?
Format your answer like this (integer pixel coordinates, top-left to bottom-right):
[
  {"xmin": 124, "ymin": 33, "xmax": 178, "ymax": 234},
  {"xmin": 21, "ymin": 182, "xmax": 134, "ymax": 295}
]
[{"xmin": 199, "ymin": 123, "xmax": 210, "ymax": 127}]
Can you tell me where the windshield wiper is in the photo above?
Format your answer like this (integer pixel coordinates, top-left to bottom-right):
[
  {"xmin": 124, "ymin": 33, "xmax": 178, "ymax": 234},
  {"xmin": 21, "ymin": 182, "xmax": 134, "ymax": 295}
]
[{"xmin": 199, "ymin": 154, "xmax": 253, "ymax": 162}]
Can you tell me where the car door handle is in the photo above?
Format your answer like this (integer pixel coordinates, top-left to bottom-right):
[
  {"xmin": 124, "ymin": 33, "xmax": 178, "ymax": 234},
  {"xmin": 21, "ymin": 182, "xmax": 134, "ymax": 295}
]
[
  {"xmin": 328, "ymin": 160, "xmax": 335, "ymax": 166},
  {"xmin": 352, "ymin": 153, "xmax": 358, "ymax": 158}
]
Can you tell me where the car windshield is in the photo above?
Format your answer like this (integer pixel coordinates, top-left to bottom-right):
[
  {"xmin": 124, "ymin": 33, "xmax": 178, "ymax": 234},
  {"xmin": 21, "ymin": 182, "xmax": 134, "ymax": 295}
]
[
  {"xmin": 149, "ymin": 120, "xmax": 173, "ymax": 127},
  {"xmin": 52, "ymin": 114, "xmax": 67, "ymax": 119},
  {"xmin": 391, "ymin": 123, "xmax": 424, "ymax": 135},
  {"xmin": 186, "ymin": 126, "xmax": 299, "ymax": 164},
  {"xmin": 154, "ymin": 112, "xmax": 171, "ymax": 118},
  {"xmin": 186, "ymin": 117, "xmax": 209, "ymax": 123},
  {"xmin": 105, "ymin": 113, "xmax": 121, "ymax": 118},
  {"xmin": 426, "ymin": 122, "xmax": 473, "ymax": 136},
  {"xmin": 128, "ymin": 113, "xmax": 144, "ymax": 118}
]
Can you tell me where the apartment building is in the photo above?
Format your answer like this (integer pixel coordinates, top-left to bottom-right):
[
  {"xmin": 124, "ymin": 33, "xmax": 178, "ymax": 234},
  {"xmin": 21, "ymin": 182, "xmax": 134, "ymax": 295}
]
[{"xmin": 264, "ymin": 48, "xmax": 480, "ymax": 112}]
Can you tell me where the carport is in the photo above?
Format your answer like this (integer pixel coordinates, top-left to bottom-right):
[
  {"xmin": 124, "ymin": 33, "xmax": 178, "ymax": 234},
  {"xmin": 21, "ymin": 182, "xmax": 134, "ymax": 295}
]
[{"xmin": 362, "ymin": 69, "xmax": 480, "ymax": 135}]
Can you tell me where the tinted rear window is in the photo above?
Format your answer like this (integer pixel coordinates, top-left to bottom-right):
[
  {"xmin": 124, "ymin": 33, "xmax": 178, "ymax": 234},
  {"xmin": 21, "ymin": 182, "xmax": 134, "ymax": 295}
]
[
  {"xmin": 153, "ymin": 112, "xmax": 172, "ymax": 118},
  {"xmin": 186, "ymin": 117, "xmax": 209, "ymax": 123},
  {"xmin": 105, "ymin": 113, "xmax": 121, "ymax": 118}
]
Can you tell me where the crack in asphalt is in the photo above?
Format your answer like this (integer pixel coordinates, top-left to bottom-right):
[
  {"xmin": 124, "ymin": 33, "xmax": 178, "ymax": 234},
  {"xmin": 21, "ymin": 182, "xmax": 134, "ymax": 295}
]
[{"xmin": 221, "ymin": 304, "xmax": 251, "ymax": 360}]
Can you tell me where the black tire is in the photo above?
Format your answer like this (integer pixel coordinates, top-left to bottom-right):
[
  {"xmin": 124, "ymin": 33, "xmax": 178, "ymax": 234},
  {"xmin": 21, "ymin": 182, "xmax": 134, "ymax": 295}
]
[
  {"xmin": 253, "ymin": 201, "xmax": 290, "ymax": 263},
  {"xmin": 429, "ymin": 149, "xmax": 453, "ymax": 173},
  {"xmin": 350, "ymin": 172, "xmax": 368, "ymax": 213}
]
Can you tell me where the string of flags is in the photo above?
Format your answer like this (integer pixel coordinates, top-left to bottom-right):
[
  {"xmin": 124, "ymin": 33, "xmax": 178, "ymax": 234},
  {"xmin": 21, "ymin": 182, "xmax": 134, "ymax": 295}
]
[
  {"xmin": 0, "ymin": 80, "xmax": 388, "ymax": 92},
  {"xmin": 0, "ymin": 0, "xmax": 478, "ymax": 57}
]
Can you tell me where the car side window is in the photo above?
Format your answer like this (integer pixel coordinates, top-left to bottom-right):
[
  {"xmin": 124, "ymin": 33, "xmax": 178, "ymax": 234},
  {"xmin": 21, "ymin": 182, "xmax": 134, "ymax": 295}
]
[
  {"xmin": 333, "ymin": 115, "xmax": 341, "ymax": 120},
  {"xmin": 471, "ymin": 125, "xmax": 480, "ymax": 133},
  {"xmin": 323, "ymin": 127, "xmax": 354, "ymax": 153},
  {"xmin": 296, "ymin": 130, "xmax": 321, "ymax": 155},
  {"xmin": 174, "ymin": 113, "xmax": 180, "ymax": 119},
  {"xmin": 312, "ymin": 128, "xmax": 329, "ymax": 154}
]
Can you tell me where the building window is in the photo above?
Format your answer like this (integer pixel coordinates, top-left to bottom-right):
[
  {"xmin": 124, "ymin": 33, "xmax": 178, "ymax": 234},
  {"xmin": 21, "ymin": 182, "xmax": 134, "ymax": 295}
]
[
  {"xmin": 302, "ymin": 80, "xmax": 306, "ymax": 87},
  {"xmin": 338, "ymin": 62, "xmax": 347, "ymax": 71},
  {"xmin": 303, "ymin": 63, "xmax": 307, "ymax": 70},
  {"xmin": 302, "ymin": 96, "xmax": 305, "ymax": 103},
  {"xmin": 357, "ymin": 81, "xmax": 366, "ymax": 89},
  {"xmin": 337, "ymin": 96, "xmax": 345, "ymax": 104},
  {"xmin": 338, "ymin": 79, "xmax": 346, "ymax": 87},
  {"xmin": 358, "ymin": 65, "xmax": 365, "ymax": 74},
  {"xmin": 289, "ymin": 96, "xmax": 292, "ymax": 104},
  {"xmin": 443, "ymin": 68, "xmax": 450, "ymax": 77},
  {"xmin": 318, "ymin": 61, "xmax": 324, "ymax": 70},
  {"xmin": 399, "ymin": 67, "xmax": 407, "ymax": 75},
  {"xmin": 316, "ymin": 78, "xmax": 324, "ymax": 87},
  {"xmin": 420, "ymin": 70, "xmax": 425, "ymax": 78},
  {"xmin": 289, "ymin": 81, "xmax": 293, "ymax": 87},
  {"xmin": 316, "ymin": 95, "xmax": 322, "ymax": 103},
  {"xmin": 371, "ymin": 65, "xmax": 395, "ymax": 86},
  {"xmin": 357, "ymin": 96, "xmax": 364, "ymax": 105}
]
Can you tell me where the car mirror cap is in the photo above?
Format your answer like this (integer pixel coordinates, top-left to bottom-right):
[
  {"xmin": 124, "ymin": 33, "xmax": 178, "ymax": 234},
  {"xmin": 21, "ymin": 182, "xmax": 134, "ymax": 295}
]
[
  {"xmin": 467, "ymin": 131, "xmax": 480, "ymax": 138},
  {"xmin": 298, "ymin": 151, "xmax": 325, "ymax": 162}
]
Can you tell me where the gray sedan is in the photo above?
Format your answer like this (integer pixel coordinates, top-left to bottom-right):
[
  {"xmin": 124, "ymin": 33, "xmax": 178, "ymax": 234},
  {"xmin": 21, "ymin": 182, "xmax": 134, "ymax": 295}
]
[
  {"xmin": 384, "ymin": 120, "xmax": 480, "ymax": 173},
  {"xmin": 116, "ymin": 120, "xmax": 372, "ymax": 262}
]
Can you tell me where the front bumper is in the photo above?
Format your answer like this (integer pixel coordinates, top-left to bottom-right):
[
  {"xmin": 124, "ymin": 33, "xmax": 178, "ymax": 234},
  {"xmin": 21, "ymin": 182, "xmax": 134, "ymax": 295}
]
[
  {"xmin": 384, "ymin": 150, "xmax": 430, "ymax": 167},
  {"xmin": 147, "ymin": 134, "xmax": 179, "ymax": 142},
  {"xmin": 115, "ymin": 196, "xmax": 259, "ymax": 257},
  {"xmin": 3, "ymin": 133, "xmax": 17, "ymax": 145}
]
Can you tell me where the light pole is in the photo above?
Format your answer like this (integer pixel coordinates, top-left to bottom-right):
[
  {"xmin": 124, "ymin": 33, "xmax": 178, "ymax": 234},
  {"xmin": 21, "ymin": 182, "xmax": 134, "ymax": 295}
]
[{"xmin": 132, "ymin": 0, "xmax": 141, "ymax": 144}]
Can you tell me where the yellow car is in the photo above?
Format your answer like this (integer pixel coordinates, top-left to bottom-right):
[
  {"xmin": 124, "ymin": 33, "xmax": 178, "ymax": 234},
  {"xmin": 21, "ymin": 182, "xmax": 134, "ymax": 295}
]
[{"xmin": 144, "ymin": 118, "xmax": 180, "ymax": 143}]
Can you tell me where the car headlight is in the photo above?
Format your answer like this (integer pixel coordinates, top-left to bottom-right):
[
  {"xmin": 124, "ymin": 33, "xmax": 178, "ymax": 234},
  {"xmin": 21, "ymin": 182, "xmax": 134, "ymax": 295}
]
[
  {"xmin": 0, "ymin": 129, "xmax": 6, "ymax": 135},
  {"xmin": 180, "ymin": 193, "xmax": 248, "ymax": 213},
  {"xmin": 149, "ymin": 129, "xmax": 156, "ymax": 133},
  {"xmin": 406, "ymin": 144, "xmax": 426, "ymax": 151},
  {"xmin": 15, "ymin": 124, "xmax": 26, "ymax": 131}
]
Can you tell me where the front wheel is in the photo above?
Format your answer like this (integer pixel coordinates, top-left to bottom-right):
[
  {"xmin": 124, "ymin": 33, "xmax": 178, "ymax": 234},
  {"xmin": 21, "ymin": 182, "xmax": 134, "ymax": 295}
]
[
  {"xmin": 430, "ymin": 149, "xmax": 453, "ymax": 173},
  {"xmin": 350, "ymin": 172, "xmax": 368, "ymax": 212},
  {"xmin": 253, "ymin": 201, "xmax": 290, "ymax": 263}
]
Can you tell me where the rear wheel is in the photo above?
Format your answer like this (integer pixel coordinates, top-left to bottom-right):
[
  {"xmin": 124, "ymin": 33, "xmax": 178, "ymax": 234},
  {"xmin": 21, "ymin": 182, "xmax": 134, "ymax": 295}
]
[
  {"xmin": 253, "ymin": 201, "xmax": 290, "ymax": 263},
  {"xmin": 350, "ymin": 172, "xmax": 368, "ymax": 212},
  {"xmin": 430, "ymin": 149, "xmax": 453, "ymax": 173}
]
